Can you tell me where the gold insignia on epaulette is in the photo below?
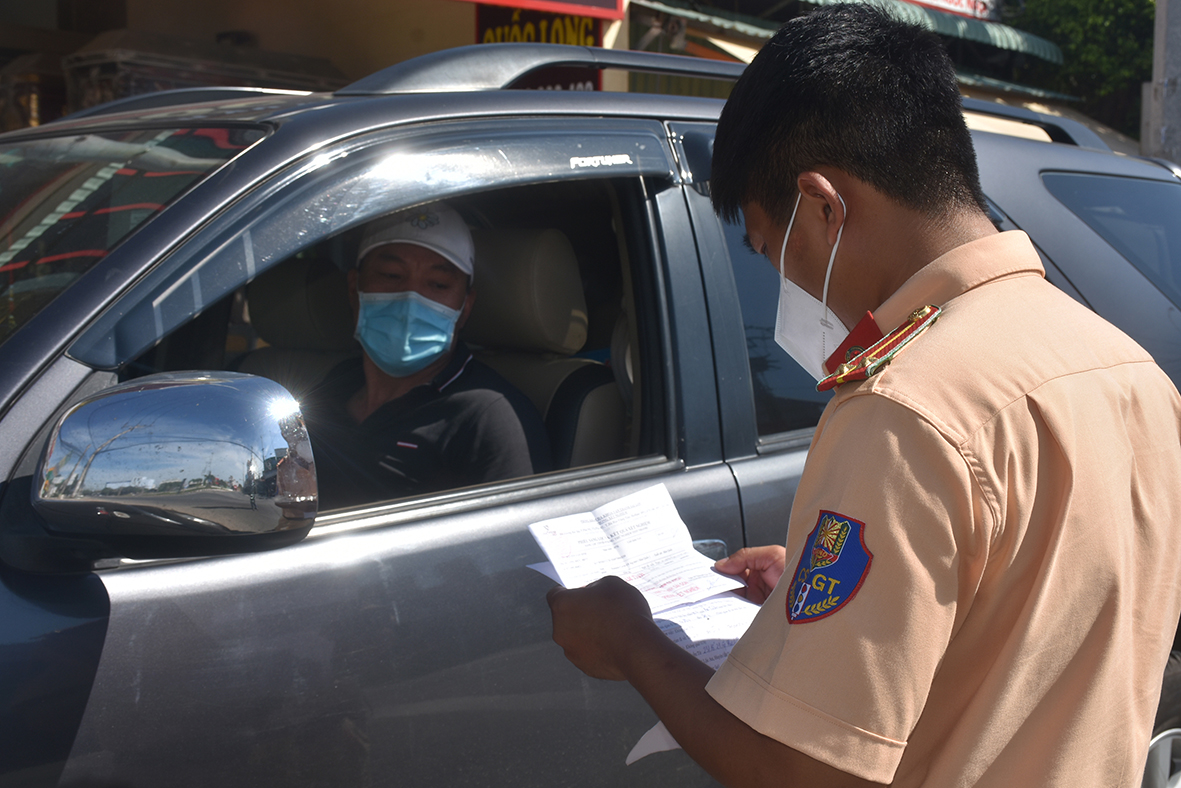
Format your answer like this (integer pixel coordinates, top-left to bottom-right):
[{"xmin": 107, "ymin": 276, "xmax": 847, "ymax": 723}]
[{"xmin": 817, "ymin": 305, "xmax": 941, "ymax": 392}]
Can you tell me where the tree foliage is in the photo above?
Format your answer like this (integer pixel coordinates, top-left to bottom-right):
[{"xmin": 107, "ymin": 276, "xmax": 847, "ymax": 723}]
[{"xmin": 1006, "ymin": 0, "xmax": 1155, "ymax": 137}]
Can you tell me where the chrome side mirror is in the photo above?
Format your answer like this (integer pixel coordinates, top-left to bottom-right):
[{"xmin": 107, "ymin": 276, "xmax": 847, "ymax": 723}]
[{"xmin": 33, "ymin": 372, "xmax": 316, "ymax": 558}]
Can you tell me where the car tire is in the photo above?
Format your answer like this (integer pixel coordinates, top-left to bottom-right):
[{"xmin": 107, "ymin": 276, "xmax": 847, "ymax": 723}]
[{"xmin": 1144, "ymin": 651, "xmax": 1181, "ymax": 788}]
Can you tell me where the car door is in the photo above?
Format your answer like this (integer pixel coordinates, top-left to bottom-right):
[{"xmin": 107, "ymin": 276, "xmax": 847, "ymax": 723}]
[
  {"xmin": 20, "ymin": 117, "xmax": 742, "ymax": 787},
  {"xmin": 0, "ymin": 123, "xmax": 276, "ymax": 788},
  {"xmin": 669, "ymin": 121, "xmax": 816, "ymax": 552}
]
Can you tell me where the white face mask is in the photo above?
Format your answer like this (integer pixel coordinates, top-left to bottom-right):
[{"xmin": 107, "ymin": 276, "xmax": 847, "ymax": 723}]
[{"xmin": 773, "ymin": 192, "xmax": 850, "ymax": 381}]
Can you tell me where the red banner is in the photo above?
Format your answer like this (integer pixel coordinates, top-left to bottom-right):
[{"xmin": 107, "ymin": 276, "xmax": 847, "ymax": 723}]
[{"xmin": 902, "ymin": 0, "xmax": 1000, "ymax": 20}]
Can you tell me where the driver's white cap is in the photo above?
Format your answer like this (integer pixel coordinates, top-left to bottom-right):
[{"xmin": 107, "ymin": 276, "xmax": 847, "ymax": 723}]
[{"xmin": 356, "ymin": 203, "xmax": 474, "ymax": 281}]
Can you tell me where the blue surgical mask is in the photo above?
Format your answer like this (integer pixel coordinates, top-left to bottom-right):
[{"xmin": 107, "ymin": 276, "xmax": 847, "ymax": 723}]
[{"xmin": 354, "ymin": 290, "xmax": 462, "ymax": 377}]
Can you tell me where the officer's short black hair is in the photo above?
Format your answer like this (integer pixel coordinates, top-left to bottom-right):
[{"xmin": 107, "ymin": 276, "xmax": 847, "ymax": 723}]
[{"xmin": 711, "ymin": 3, "xmax": 988, "ymax": 224}]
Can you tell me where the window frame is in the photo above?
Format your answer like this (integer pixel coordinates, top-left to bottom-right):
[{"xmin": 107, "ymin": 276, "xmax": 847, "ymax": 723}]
[
  {"xmin": 63, "ymin": 116, "xmax": 709, "ymax": 524},
  {"xmin": 670, "ymin": 121, "xmax": 828, "ymax": 455}
]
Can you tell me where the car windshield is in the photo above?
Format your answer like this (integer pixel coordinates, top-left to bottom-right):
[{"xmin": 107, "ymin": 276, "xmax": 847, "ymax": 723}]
[{"xmin": 0, "ymin": 126, "xmax": 264, "ymax": 347}]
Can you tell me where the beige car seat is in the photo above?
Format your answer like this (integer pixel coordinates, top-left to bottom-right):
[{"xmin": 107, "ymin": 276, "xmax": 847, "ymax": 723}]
[
  {"xmin": 463, "ymin": 228, "xmax": 627, "ymax": 469},
  {"xmin": 240, "ymin": 230, "xmax": 628, "ymax": 470},
  {"xmin": 238, "ymin": 255, "xmax": 358, "ymax": 399}
]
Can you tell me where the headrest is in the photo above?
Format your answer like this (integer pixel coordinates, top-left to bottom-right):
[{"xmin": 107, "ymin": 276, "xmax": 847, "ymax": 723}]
[
  {"xmin": 246, "ymin": 256, "xmax": 356, "ymax": 350},
  {"xmin": 462, "ymin": 229, "xmax": 587, "ymax": 354}
]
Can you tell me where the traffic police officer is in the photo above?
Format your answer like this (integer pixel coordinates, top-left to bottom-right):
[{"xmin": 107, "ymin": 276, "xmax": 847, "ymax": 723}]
[{"xmin": 546, "ymin": 5, "xmax": 1181, "ymax": 786}]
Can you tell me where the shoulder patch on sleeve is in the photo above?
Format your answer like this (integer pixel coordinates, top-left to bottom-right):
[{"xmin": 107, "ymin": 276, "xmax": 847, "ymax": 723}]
[{"xmin": 787, "ymin": 511, "xmax": 873, "ymax": 624}]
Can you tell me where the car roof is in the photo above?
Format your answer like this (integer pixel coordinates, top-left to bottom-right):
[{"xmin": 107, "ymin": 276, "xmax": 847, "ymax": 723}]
[
  {"xmin": 9, "ymin": 44, "xmax": 1178, "ymax": 195},
  {"xmin": 25, "ymin": 91, "xmax": 335, "ymax": 131},
  {"xmin": 7, "ymin": 43, "xmax": 1141, "ymax": 160},
  {"xmin": 973, "ymin": 128, "xmax": 1179, "ymax": 181},
  {"xmin": 5, "ymin": 93, "xmax": 737, "ymax": 160},
  {"xmin": 2, "ymin": 89, "xmax": 731, "ymax": 160},
  {"xmin": 5, "ymin": 44, "xmax": 738, "ymax": 141}
]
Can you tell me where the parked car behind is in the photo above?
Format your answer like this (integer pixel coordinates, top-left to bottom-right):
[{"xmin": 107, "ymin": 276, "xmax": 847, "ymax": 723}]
[{"xmin": 0, "ymin": 44, "xmax": 1178, "ymax": 787}]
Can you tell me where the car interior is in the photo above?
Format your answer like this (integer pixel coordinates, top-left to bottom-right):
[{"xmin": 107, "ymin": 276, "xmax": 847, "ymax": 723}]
[{"xmin": 122, "ymin": 176, "xmax": 665, "ymax": 510}]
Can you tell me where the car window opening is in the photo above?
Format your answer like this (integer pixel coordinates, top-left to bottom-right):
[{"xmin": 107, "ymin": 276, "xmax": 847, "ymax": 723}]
[{"xmin": 120, "ymin": 177, "xmax": 665, "ymax": 512}]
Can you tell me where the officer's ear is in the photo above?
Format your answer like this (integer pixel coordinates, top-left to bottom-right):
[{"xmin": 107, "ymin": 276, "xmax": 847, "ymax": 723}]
[{"xmin": 796, "ymin": 172, "xmax": 846, "ymax": 246}]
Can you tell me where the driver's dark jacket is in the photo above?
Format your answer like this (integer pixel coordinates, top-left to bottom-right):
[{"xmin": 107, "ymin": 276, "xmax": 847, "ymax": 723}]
[{"xmin": 302, "ymin": 343, "xmax": 551, "ymax": 509}]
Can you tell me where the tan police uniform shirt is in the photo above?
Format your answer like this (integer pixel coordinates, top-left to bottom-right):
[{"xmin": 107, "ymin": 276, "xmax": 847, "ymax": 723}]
[{"xmin": 706, "ymin": 230, "xmax": 1181, "ymax": 786}]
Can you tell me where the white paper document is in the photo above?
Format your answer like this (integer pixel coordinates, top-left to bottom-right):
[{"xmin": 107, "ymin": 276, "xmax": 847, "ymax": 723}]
[
  {"xmin": 527, "ymin": 484, "xmax": 762, "ymax": 765},
  {"xmin": 625, "ymin": 721, "xmax": 681, "ymax": 765},
  {"xmin": 653, "ymin": 592, "xmax": 760, "ymax": 671},
  {"xmin": 527, "ymin": 484, "xmax": 744, "ymax": 613},
  {"xmin": 623, "ymin": 592, "xmax": 761, "ymax": 764}
]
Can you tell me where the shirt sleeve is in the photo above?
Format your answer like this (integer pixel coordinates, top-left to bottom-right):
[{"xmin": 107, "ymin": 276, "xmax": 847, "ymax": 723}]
[
  {"xmin": 451, "ymin": 394, "xmax": 541, "ymax": 485},
  {"xmin": 706, "ymin": 392, "xmax": 987, "ymax": 784}
]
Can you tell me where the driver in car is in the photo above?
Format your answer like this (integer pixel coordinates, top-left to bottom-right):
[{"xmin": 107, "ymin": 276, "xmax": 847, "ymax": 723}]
[{"xmin": 302, "ymin": 203, "xmax": 551, "ymax": 509}]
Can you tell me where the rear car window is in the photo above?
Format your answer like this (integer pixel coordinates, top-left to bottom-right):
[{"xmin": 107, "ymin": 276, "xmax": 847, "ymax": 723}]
[
  {"xmin": 1042, "ymin": 172, "xmax": 1181, "ymax": 308},
  {"xmin": 0, "ymin": 127, "xmax": 264, "ymax": 347}
]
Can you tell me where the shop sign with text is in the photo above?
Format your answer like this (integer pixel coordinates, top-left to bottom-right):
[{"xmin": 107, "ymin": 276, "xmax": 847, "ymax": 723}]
[
  {"xmin": 465, "ymin": 0, "xmax": 622, "ymax": 21},
  {"xmin": 477, "ymin": 6, "xmax": 602, "ymax": 91}
]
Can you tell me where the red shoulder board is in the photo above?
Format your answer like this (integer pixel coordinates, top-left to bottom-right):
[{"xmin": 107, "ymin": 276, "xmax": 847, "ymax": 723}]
[
  {"xmin": 816, "ymin": 305, "xmax": 941, "ymax": 392},
  {"xmin": 824, "ymin": 311, "xmax": 884, "ymax": 374}
]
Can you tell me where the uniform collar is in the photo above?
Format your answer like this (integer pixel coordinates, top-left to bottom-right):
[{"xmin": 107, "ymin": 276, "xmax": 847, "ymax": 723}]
[
  {"xmin": 873, "ymin": 230, "xmax": 1044, "ymax": 334},
  {"xmin": 822, "ymin": 232, "xmax": 1044, "ymax": 375}
]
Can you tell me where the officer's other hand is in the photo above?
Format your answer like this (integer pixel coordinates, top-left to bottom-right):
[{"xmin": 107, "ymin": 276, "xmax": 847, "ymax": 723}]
[
  {"xmin": 715, "ymin": 546, "xmax": 787, "ymax": 605},
  {"xmin": 547, "ymin": 576, "xmax": 654, "ymax": 681}
]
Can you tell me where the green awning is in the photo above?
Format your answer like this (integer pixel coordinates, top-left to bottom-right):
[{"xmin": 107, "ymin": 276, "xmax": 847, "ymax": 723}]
[
  {"xmin": 631, "ymin": 0, "xmax": 784, "ymax": 40},
  {"xmin": 629, "ymin": 0, "xmax": 1063, "ymax": 65},
  {"xmin": 956, "ymin": 71, "xmax": 1077, "ymax": 102}
]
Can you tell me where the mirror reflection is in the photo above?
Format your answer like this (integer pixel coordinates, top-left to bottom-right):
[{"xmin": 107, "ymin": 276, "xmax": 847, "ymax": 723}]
[{"xmin": 36, "ymin": 372, "xmax": 316, "ymax": 537}]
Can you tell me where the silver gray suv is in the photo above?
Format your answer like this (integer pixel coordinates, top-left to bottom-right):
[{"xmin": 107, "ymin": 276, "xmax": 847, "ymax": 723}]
[{"xmin": 0, "ymin": 44, "xmax": 1178, "ymax": 787}]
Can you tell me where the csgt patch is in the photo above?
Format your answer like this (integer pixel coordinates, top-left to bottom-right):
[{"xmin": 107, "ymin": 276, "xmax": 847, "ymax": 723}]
[{"xmin": 787, "ymin": 511, "xmax": 872, "ymax": 624}]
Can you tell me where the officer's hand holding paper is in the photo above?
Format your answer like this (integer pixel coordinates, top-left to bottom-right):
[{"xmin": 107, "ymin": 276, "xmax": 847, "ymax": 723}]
[
  {"xmin": 528, "ymin": 484, "xmax": 744, "ymax": 612},
  {"xmin": 530, "ymin": 484, "xmax": 760, "ymax": 763}
]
